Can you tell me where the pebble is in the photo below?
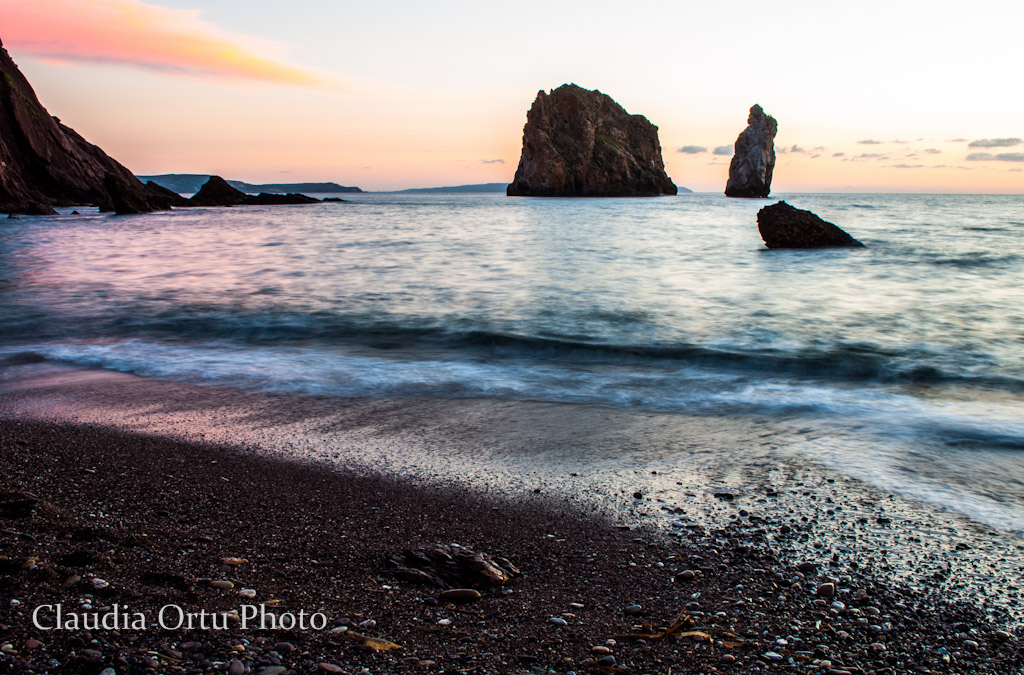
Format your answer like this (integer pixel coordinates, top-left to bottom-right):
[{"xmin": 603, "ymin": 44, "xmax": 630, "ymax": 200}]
[
  {"xmin": 24, "ymin": 639, "xmax": 42, "ymax": 650},
  {"xmin": 438, "ymin": 588, "xmax": 482, "ymax": 603},
  {"xmin": 210, "ymin": 580, "xmax": 235, "ymax": 590},
  {"xmin": 91, "ymin": 578, "xmax": 110, "ymax": 589},
  {"xmin": 591, "ymin": 646, "xmax": 611, "ymax": 655},
  {"xmin": 275, "ymin": 642, "xmax": 296, "ymax": 654},
  {"xmin": 797, "ymin": 562, "xmax": 818, "ymax": 575},
  {"xmin": 258, "ymin": 668, "xmax": 287, "ymax": 675},
  {"xmin": 318, "ymin": 665, "xmax": 344, "ymax": 674},
  {"xmin": 995, "ymin": 630, "xmax": 1011, "ymax": 641},
  {"xmin": 816, "ymin": 582, "xmax": 836, "ymax": 598},
  {"xmin": 100, "ymin": 669, "xmax": 116, "ymax": 675},
  {"xmin": 764, "ymin": 651, "xmax": 783, "ymax": 661},
  {"xmin": 221, "ymin": 557, "xmax": 248, "ymax": 566},
  {"xmin": 676, "ymin": 570, "xmax": 697, "ymax": 582},
  {"xmin": 597, "ymin": 655, "xmax": 616, "ymax": 666},
  {"xmin": 623, "ymin": 604, "xmax": 642, "ymax": 615},
  {"xmin": 228, "ymin": 659, "xmax": 244, "ymax": 675},
  {"xmin": 238, "ymin": 588, "xmax": 257, "ymax": 599},
  {"xmin": 548, "ymin": 617, "xmax": 568, "ymax": 626}
]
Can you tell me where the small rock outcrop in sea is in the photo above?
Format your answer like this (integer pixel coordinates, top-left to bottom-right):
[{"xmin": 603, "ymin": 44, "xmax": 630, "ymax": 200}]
[
  {"xmin": 188, "ymin": 176, "xmax": 250, "ymax": 207},
  {"xmin": 507, "ymin": 84, "xmax": 677, "ymax": 197},
  {"xmin": 144, "ymin": 181, "xmax": 190, "ymax": 208},
  {"xmin": 187, "ymin": 176, "xmax": 330, "ymax": 207},
  {"xmin": 0, "ymin": 38, "xmax": 173, "ymax": 215},
  {"xmin": 725, "ymin": 104, "xmax": 778, "ymax": 198},
  {"xmin": 757, "ymin": 201, "xmax": 864, "ymax": 249},
  {"xmin": 246, "ymin": 192, "xmax": 320, "ymax": 205}
]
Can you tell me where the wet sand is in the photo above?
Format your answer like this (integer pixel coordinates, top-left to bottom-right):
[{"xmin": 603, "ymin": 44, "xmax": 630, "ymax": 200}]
[{"xmin": 1, "ymin": 363, "xmax": 1022, "ymax": 673}]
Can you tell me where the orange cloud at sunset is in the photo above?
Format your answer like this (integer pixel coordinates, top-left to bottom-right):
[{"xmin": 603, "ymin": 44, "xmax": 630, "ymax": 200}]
[{"xmin": 0, "ymin": 0, "xmax": 326, "ymax": 86}]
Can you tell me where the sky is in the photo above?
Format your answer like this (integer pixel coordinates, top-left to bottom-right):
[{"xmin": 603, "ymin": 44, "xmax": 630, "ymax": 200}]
[{"xmin": 2, "ymin": 0, "xmax": 1022, "ymax": 192}]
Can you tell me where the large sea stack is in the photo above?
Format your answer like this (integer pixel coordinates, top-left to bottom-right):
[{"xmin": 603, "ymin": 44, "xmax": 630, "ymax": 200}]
[
  {"xmin": 725, "ymin": 104, "xmax": 777, "ymax": 198},
  {"xmin": 757, "ymin": 201, "xmax": 864, "ymax": 249},
  {"xmin": 0, "ymin": 38, "xmax": 173, "ymax": 215},
  {"xmin": 507, "ymin": 84, "xmax": 677, "ymax": 197}
]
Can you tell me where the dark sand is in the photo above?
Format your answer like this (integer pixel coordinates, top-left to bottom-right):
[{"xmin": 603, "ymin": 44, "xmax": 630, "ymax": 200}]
[{"xmin": 1, "ymin": 416, "xmax": 1021, "ymax": 674}]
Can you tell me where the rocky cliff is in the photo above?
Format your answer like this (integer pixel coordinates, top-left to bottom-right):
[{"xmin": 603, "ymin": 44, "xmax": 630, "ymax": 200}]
[
  {"xmin": 0, "ymin": 38, "xmax": 171, "ymax": 215},
  {"xmin": 507, "ymin": 84, "xmax": 677, "ymax": 197},
  {"xmin": 725, "ymin": 104, "xmax": 777, "ymax": 198}
]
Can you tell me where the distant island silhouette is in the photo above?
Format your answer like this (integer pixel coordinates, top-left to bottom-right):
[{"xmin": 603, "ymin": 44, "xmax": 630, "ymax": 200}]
[{"xmin": 138, "ymin": 174, "xmax": 362, "ymax": 196}]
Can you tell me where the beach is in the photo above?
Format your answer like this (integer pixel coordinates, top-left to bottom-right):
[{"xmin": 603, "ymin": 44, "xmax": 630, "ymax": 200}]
[
  {"xmin": 2, "ymin": 192, "xmax": 1023, "ymax": 675},
  {"xmin": 1, "ymin": 364, "xmax": 1022, "ymax": 674}
]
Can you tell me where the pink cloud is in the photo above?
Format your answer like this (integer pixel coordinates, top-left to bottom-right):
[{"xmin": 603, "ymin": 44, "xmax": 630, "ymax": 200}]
[{"xmin": 0, "ymin": 0, "xmax": 328, "ymax": 86}]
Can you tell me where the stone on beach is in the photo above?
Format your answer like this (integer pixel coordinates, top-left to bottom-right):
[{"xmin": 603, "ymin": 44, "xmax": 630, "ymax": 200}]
[
  {"xmin": 816, "ymin": 582, "xmax": 836, "ymax": 598},
  {"xmin": 387, "ymin": 543, "xmax": 520, "ymax": 588},
  {"xmin": 438, "ymin": 588, "xmax": 482, "ymax": 603}
]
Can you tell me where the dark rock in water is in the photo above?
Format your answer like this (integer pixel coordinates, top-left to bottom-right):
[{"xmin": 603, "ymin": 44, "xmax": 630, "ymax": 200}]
[
  {"xmin": 246, "ymin": 192, "xmax": 320, "ymax": 205},
  {"xmin": 757, "ymin": 201, "xmax": 864, "ymax": 249},
  {"xmin": 387, "ymin": 543, "xmax": 520, "ymax": 588},
  {"xmin": 98, "ymin": 174, "xmax": 160, "ymax": 214},
  {"xmin": 144, "ymin": 181, "xmax": 189, "ymax": 208},
  {"xmin": 0, "ymin": 39, "xmax": 168, "ymax": 215},
  {"xmin": 507, "ymin": 84, "xmax": 677, "ymax": 197},
  {"xmin": 321, "ymin": 197, "xmax": 349, "ymax": 203},
  {"xmin": 188, "ymin": 176, "xmax": 249, "ymax": 207},
  {"xmin": 725, "ymin": 104, "xmax": 778, "ymax": 198},
  {"xmin": 187, "ymin": 177, "xmax": 323, "ymax": 207}
]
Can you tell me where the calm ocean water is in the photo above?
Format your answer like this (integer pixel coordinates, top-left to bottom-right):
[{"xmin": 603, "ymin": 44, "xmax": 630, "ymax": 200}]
[{"xmin": 2, "ymin": 193, "xmax": 1023, "ymax": 532}]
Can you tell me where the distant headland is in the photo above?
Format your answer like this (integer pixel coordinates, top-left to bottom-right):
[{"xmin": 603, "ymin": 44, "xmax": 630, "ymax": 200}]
[{"xmin": 138, "ymin": 175, "xmax": 362, "ymax": 196}]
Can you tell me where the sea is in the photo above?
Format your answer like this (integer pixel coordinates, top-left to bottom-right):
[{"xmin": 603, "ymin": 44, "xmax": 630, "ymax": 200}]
[{"xmin": 2, "ymin": 192, "xmax": 1023, "ymax": 542}]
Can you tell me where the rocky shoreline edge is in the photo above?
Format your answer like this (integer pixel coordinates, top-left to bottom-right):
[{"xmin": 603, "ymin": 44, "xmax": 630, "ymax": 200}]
[{"xmin": 1, "ymin": 419, "xmax": 1020, "ymax": 674}]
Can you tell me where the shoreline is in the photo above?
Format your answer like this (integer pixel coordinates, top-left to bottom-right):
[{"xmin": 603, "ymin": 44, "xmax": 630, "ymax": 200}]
[
  {"xmin": 2, "ymin": 363, "xmax": 1023, "ymax": 613},
  {"xmin": 1, "ymin": 416, "xmax": 1021, "ymax": 674}
]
